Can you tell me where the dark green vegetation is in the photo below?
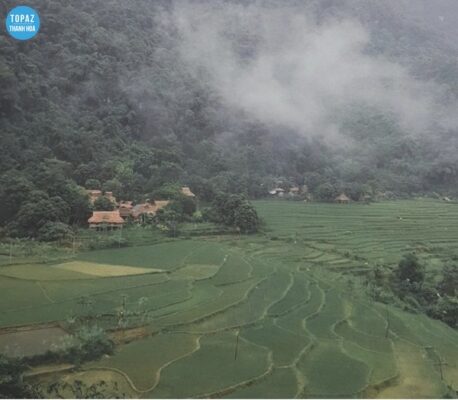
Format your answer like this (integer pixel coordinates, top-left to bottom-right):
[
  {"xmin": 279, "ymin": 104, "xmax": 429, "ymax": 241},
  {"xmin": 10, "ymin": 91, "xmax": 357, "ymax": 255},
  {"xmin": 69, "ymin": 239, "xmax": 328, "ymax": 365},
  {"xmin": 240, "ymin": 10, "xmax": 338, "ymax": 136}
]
[
  {"xmin": 2, "ymin": 0, "xmax": 458, "ymax": 240},
  {"xmin": 1, "ymin": 200, "xmax": 458, "ymax": 398},
  {"xmin": 2, "ymin": 0, "xmax": 458, "ymax": 397},
  {"xmin": 206, "ymin": 194, "xmax": 260, "ymax": 233}
]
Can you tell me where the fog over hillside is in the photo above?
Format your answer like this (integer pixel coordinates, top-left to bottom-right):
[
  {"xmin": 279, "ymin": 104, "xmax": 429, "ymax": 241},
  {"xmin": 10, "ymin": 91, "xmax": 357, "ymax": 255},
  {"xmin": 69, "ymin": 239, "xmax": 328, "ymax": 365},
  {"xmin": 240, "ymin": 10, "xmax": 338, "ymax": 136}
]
[
  {"xmin": 171, "ymin": 1, "xmax": 456, "ymax": 144},
  {"xmin": 1, "ymin": 0, "xmax": 458, "ymax": 232}
]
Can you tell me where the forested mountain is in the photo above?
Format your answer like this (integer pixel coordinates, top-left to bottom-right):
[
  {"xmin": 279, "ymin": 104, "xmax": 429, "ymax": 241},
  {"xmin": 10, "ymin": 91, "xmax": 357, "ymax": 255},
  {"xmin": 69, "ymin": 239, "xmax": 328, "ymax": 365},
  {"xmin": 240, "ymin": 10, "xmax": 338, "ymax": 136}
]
[{"xmin": 1, "ymin": 0, "xmax": 458, "ymax": 236}]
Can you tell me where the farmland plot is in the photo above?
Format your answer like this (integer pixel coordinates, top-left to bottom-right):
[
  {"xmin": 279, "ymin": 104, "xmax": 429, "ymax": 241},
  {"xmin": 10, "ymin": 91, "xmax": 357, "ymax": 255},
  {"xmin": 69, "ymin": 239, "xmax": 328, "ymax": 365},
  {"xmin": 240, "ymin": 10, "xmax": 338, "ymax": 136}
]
[{"xmin": 2, "ymin": 201, "xmax": 458, "ymax": 398}]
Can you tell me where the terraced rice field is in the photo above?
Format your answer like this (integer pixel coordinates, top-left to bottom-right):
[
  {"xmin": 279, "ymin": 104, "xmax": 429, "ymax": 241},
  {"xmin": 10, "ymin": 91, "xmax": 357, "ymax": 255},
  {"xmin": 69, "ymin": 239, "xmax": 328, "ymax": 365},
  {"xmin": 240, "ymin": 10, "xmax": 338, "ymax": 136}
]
[
  {"xmin": 255, "ymin": 199, "xmax": 458, "ymax": 265},
  {"xmin": 1, "ymin": 200, "xmax": 458, "ymax": 397}
]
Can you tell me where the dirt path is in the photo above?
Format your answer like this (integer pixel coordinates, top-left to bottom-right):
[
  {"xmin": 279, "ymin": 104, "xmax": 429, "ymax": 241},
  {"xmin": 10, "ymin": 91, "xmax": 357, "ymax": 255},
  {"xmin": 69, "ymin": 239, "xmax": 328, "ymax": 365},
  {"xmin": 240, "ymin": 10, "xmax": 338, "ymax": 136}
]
[{"xmin": 24, "ymin": 363, "xmax": 75, "ymax": 377}]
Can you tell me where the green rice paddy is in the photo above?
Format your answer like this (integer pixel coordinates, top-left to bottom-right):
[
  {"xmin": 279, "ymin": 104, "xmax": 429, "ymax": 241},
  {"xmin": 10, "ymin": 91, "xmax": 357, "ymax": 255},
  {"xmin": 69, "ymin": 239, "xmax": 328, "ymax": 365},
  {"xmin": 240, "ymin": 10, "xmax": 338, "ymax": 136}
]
[{"xmin": 1, "ymin": 199, "xmax": 458, "ymax": 397}]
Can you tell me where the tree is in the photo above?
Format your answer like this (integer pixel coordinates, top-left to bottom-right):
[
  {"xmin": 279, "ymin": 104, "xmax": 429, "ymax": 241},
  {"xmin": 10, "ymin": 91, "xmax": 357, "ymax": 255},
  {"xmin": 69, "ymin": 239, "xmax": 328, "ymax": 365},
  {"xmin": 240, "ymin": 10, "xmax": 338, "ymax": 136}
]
[
  {"xmin": 315, "ymin": 182, "xmax": 339, "ymax": 201},
  {"xmin": 38, "ymin": 222, "xmax": 73, "ymax": 242},
  {"xmin": 151, "ymin": 183, "xmax": 181, "ymax": 201},
  {"xmin": 396, "ymin": 254, "xmax": 425, "ymax": 285},
  {"xmin": 93, "ymin": 196, "xmax": 115, "ymax": 211},
  {"xmin": 61, "ymin": 184, "xmax": 92, "ymax": 225},
  {"xmin": 438, "ymin": 264, "xmax": 458, "ymax": 297},
  {"xmin": 0, "ymin": 171, "xmax": 34, "ymax": 224},
  {"xmin": 75, "ymin": 325, "xmax": 114, "ymax": 361},
  {"xmin": 209, "ymin": 193, "xmax": 259, "ymax": 233},
  {"xmin": 85, "ymin": 179, "xmax": 101, "ymax": 190},
  {"xmin": 234, "ymin": 202, "xmax": 259, "ymax": 233},
  {"xmin": 102, "ymin": 179, "xmax": 122, "ymax": 198},
  {"xmin": 429, "ymin": 295, "xmax": 458, "ymax": 328},
  {"xmin": 341, "ymin": 182, "xmax": 365, "ymax": 201},
  {"xmin": 155, "ymin": 208, "xmax": 180, "ymax": 237},
  {"xmin": 0, "ymin": 355, "xmax": 38, "ymax": 398},
  {"xmin": 167, "ymin": 195, "xmax": 197, "ymax": 219},
  {"xmin": 14, "ymin": 198, "xmax": 64, "ymax": 237},
  {"xmin": 185, "ymin": 177, "xmax": 216, "ymax": 202}
]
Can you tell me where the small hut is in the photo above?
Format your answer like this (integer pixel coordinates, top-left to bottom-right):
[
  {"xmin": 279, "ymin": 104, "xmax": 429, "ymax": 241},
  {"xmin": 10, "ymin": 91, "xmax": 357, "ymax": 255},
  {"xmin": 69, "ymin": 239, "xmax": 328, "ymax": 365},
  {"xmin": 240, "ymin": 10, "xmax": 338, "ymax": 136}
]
[
  {"xmin": 335, "ymin": 193, "xmax": 350, "ymax": 204},
  {"xmin": 104, "ymin": 191, "xmax": 117, "ymax": 204},
  {"xmin": 86, "ymin": 190, "xmax": 102, "ymax": 204},
  {"xmin": 88, "ymin": 211, "xmax": 125, "ymax": 230},
  {"xmin": 181, "ymin": 187, "xmax": 196, "ymax": 197},
  {"xmin": 118, "ymin": 201, "xmax": 133, "ymax": 218},
  {"xmin": 269, "ymin": 188, "xmax": 285, "ymax": 197},
  {"xmin": 86, "ymin": 189, "xmax": 117, "ymax": 205},
  {"xmin": 131, "ymin": 200, "xmax": 170, "ymax": 220}
]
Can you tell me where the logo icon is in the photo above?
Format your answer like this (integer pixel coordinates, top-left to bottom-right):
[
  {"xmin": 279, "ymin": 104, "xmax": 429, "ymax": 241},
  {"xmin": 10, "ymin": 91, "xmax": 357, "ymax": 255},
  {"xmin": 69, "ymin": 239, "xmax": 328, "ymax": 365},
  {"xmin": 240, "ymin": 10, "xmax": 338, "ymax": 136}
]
[{"xmin": 5, "ymin": 6, "xmax": 40, "ymax": 40}]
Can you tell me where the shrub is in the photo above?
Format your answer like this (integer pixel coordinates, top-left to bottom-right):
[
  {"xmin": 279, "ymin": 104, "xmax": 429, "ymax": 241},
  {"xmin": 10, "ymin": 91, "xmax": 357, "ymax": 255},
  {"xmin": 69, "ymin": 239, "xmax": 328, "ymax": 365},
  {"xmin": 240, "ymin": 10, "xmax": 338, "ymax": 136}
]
[
  {"xmin": 93, "ymin": 196, "xmax": 115, "ymax": 211},
  {"xmin": 438, "ymin": 264, "xmax": 458, "ymax": 296},
  {"xmin": 191, "ymin": 211, "xmax": 203, "ymax": 223},
  {"xmin": 396, "ymin": 253, "xmax": 424, "ymax": 285},
  {"xmin": 0, "ymin": 355, "xmax": 37, "ymax": 398},
  {"xmin": 427, "ymin": 296, "xmax": 458, "ymax": 328},
  {"xmin": 38, "ymin": 222, "xmax": 73, "ymax": 242},
  {"xmin": 315, "ymin": 183, "xmax": 339, "ymax": 201},
  {"xmin": 26, "ymin": 325, "xmax": 114, "ymax": 366},
  {"xmin": 87, "ymin": 236, "xmax": 128, "ymax": 250},
  {"xmin": 209, "ymin": 193, "xmax": 259, "ymax": 233},
  {"xmin": 85, "ymin": 179, "xmax": 101, "ymax": 190}
]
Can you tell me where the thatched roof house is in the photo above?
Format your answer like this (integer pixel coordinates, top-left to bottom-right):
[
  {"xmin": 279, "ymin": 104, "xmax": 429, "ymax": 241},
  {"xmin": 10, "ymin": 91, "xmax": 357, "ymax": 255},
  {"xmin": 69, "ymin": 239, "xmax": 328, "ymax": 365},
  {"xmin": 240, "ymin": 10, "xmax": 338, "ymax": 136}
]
[
  {"xmin": 86, "ymin": 189, "xmax": 117, "ymax": 205},
  {"xmin": 104, "ymin": 191, "xmax": 117, "ymax": 204},
  {"xmin": 88, "ymin": 211, "xmax": 125, "ymax": 229},
  {"xmin": 87, "ymin": 190, "xmax": 102, "ymax": 204},
  {"xmin": 181, "ymin": 186, "xmax": 196, "ymax": 197},
  {"xmin": 335, "ymin": 193, "xmax": 350, "ymax": 204},
  {"xmin": 131, "ymin": 200, "xmax": 170, "ymax": 220},
  {"xmin": 118, "ymin": 201, "xmax": 133, "ymax": 218},
  {"xmin": 269, "ymin": 188, "xmax": 285, "ymax": 196}
]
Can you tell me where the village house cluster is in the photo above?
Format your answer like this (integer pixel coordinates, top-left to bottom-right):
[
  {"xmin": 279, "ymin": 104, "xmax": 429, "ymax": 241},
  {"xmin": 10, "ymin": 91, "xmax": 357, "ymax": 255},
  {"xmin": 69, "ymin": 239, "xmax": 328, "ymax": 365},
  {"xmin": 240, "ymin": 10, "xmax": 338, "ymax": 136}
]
[
  {"xmin": 269, "ymin": 185, "xmax": 351, "ymax": 203},
  {"xmin": 87, "ymin": 187, "xmax": 195, "ymax": 230}
]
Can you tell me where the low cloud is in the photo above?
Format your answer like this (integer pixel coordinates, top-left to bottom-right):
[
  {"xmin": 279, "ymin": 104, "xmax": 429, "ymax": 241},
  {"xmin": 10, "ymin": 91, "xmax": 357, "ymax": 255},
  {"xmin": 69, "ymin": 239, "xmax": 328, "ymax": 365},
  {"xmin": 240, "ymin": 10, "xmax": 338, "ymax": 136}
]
[{"xmin": 172, "ymin": 1, "xmax": 453, "ymax": 141}]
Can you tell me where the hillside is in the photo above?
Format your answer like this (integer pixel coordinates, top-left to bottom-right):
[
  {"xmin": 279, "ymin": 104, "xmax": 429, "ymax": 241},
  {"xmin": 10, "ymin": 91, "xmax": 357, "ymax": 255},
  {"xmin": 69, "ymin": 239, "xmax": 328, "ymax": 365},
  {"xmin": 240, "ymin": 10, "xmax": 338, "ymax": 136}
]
[{"xmin": 1, "ymin": 0, "xmax": 458, "ymax": 236}]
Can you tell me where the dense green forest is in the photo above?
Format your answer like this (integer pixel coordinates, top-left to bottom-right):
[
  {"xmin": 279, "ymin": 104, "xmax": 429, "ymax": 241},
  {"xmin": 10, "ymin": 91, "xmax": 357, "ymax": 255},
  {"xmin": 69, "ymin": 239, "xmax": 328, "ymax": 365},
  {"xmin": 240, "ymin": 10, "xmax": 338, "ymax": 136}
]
[{"xmin": 1, "ymin": 0, "xmax": 458, "ymax": 238}]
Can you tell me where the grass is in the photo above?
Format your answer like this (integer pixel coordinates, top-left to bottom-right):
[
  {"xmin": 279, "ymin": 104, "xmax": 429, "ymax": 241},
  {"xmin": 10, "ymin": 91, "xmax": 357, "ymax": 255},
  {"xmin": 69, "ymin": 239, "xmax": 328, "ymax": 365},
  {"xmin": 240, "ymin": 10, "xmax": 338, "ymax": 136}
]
[
  {"xmin": 153, "ymin": 279, "xmax": 258, "ymax": 329},
  {"xmin": 148, "ymin": 331, "xmax": 270, "ymax": 398},
  {"xmin": 209, "ymin": 251, "xmax": 253, "ymax": 286},
  {"xmin": 77, "ymin": 240, "xmax": 203, "ymax": 270},
  {"xmin": 223, "ymin": 367, "xmax": 298, "ymax": 398},
  {"xmin": 297, "ymin": 341, "xmax": 370, "ymax": 397},
  {"xmin": 53, "ymin": 261, "xmax": 163, "ymax": 277},
  {"xmin": 255, "ymin": 199, "xmax": 458, "ymax": 263},
  {"xmin": 185, "ymin": 269, "xmax": 290, "ymax": 333},
  {"xmin": 0, "ymin": 326, "xmax": 68, "ymax": 358},
  {"xmin": 336, "ymin": 320, "xmax": 392, "ymax": 353},
  {"xmin": 2, "ymin": 199, "xmax": 458, "ymax": 397},
  {"xmin": 341, "ymin": 340, "xmax": 397, "ymax": 386},
  {"xmin": 169, "ymin": 264, "xmax": 219, "ymax": 280},
  {"xmin": 275, "ymin": 282, "xmax": 323, "ymax": 338},
  {"xmin": 241, "ymin": 319, "xmax": 307, "ymax": 367},
  {"xmin": 267, "ymin": 271, "xmax": 309, "ymax": 316},
  {"xmin": 305, "ymin": 288, "xmax": 345, "ymax": 339},
  {"xmin": 86, "ymin": 333, "xmax": 199, "ymax": 391},
  {"xmin": 0, "ymin": 264, "xmax": 89, "ymax": 281}
]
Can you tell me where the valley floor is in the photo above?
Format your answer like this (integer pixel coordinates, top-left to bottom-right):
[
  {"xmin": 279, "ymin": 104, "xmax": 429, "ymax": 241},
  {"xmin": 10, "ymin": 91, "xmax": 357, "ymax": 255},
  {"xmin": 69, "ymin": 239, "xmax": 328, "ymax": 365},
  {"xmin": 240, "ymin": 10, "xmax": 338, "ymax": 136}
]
[{"xmin": 0, "ymin": 199, "xmax": 457, "ymax": 398}]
